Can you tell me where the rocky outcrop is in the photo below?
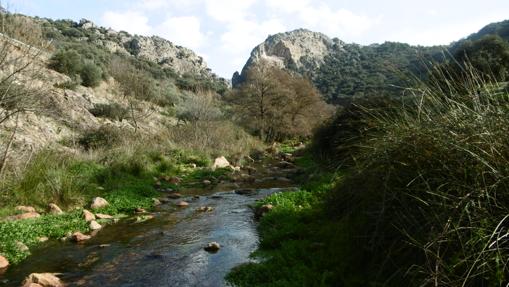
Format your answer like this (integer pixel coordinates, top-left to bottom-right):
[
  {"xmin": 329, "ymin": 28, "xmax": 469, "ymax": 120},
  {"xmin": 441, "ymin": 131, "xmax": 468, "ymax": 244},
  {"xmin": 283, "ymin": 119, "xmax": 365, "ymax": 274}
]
[
  {"xmin": 233, "ymin": 29, "xmax": 341, "ymax": 86},
  {"xmin": 77, "ymin": 19, "xmax": 212, "ymax": 78}
]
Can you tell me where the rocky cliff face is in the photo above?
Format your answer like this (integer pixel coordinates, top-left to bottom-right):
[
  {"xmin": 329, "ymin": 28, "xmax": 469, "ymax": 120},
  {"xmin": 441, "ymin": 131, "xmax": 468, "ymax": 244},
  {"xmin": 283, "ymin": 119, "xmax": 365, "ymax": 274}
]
[
  {"xmin": 233, "ymin": 29, "xmax": 342, "ymax": 86},
  {"xmin": 76, "ymin": 19, "xmax": 212, "ymax": 78}
]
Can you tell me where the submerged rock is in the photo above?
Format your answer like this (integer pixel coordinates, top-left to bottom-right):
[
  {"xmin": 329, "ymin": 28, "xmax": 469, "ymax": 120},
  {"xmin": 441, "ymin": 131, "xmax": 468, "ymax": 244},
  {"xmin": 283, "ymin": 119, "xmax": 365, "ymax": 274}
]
[
  {"xmin": 235, "ymin": 189, "xmax": 256, "ymax": 195},
  {"xmin": 204, "ymin": 242, "xmax": 221, "ymax": 252},
  {"xmin": 22, "ymin": 273, "xmax": 64, "ymax": 287},
  {"xmin": 196, "ymin": 206, "xmax": 214, "ymax": 212},
  {"xmin": 168, "ymin": 192, "xmax": 182, "ymax": 199},
  {"xmin": 90, "ymin": 197, "xmax": 109, "ymax": 210},
  {"xmin": 176, "ymin": 201, "xmax": 189, "ymax": 207},
  {"xmin": 71, "ymin": 232, "xmax": 91, "ymax": 243}
]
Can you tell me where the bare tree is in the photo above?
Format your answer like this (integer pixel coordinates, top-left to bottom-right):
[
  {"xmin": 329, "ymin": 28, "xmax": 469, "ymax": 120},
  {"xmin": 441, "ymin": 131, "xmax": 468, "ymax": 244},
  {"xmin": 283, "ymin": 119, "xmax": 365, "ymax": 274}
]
[
  {"xmin": 0, "ymin": 12, "xmax": 50, "ymax": 174},
  {"xmin": 231, "ymin": 61, "xmax": 332, "ymax": 142}
]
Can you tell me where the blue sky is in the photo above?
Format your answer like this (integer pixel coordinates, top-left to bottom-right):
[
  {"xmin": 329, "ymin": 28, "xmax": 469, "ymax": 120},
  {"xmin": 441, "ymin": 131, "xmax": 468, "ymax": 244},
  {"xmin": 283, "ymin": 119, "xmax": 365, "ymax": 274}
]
[{"xmin": 9, "ymin": 0, "xmax": 509, "ymax": 78}]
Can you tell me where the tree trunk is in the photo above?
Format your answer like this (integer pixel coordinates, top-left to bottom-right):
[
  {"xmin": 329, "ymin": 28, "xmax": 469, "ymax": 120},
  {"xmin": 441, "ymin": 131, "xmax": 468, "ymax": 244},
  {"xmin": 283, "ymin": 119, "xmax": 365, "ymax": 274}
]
[{"xmin": 0, "ymin": 113, "xmax": 19, "ymax": 176}]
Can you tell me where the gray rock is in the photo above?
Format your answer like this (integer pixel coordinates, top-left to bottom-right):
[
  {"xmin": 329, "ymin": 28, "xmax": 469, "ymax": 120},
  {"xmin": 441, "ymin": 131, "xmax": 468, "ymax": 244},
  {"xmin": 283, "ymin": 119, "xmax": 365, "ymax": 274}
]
[
  {"xmin": 204, "ymin": 242, "xmax": 220, "ymax": 252},
  {"xmin": 48, "ymin": 203, "xmax": 63, "ymax": 215},
  {"xmin": 90, "ymin": 197, "xmax": 109, "ymax": 210},
  {"xmin": 233, "ymin": 29, "xmax": 337, "ymax": 86}
]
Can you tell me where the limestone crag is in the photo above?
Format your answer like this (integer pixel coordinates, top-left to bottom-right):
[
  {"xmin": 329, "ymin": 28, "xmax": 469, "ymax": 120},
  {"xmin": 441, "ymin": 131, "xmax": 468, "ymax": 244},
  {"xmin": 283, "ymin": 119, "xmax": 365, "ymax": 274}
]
[
  {"xmin": 233, "ymin": 29, "xmax": 342, "ymax": 86},
  {"xmin": 77, "ymin": 19, "xmax": 211, "ymax": 77}
]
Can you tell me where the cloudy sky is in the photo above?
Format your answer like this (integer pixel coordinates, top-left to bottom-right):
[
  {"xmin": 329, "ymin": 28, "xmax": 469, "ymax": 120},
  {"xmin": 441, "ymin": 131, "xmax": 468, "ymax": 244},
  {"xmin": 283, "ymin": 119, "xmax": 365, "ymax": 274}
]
[{"xmin": 10, "ymin": 0, "xmax": 509, "ymax": 78}]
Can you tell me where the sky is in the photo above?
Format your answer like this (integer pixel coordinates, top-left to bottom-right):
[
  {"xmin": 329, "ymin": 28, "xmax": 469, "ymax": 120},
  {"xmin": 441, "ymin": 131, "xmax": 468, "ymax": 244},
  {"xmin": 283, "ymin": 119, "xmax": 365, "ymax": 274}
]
[{"xmin": 8, "ymin": 0, "xmax": 509, "ymax": 78}]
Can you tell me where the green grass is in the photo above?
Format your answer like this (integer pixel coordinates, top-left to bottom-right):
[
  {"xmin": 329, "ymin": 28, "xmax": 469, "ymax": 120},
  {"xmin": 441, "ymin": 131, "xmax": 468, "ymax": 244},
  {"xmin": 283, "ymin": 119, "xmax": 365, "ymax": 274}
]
[
  {"xmin": 226, "ymin": 170, "xmax": 347, "ymax": 287},
  {"xmin": 0, "ymin": 145, "xmax": 230, "ymax": 266},
  {"xmin": 0, "ymin": 211, "xmax": 89, "ymax": 264}
]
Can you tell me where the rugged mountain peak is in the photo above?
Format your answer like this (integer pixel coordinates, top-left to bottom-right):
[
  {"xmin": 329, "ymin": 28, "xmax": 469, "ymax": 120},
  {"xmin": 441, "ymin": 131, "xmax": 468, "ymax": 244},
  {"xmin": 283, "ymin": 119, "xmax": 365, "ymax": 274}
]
[{"xmin": 233, "ymin": 29, "xmax": 341, "ymax": 86}]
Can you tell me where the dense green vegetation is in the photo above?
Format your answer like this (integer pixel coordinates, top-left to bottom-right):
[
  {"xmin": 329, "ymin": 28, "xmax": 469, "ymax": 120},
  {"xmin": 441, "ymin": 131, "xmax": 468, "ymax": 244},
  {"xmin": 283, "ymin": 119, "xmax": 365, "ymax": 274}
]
[
  {"xmin": 314, "ymin": 41, "xmax": 444, "ymax": 104},
  {"xmin": 229, "ymin": 70, "xmax": 509, "ymax": 286}
]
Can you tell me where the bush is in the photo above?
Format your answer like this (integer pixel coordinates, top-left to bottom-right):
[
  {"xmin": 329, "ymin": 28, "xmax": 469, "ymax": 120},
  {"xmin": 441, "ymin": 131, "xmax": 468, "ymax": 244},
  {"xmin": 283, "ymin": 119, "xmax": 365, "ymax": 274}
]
[
  {"xmin": 49, "ymin": 49, "xmax": 82, "ymax": 76},
  {"xmin": 80, "ymin": 61, "xmax": 103, "ymax": 87},
  {"xmin": 322, "ymin": 71, "xmax": 509, "ymax": 285},
  {"xmin": 78, "ymin": 125, "xmax": 125, "ymax": 150},
  {"xmin": 89, "ymin": 103, "xmax": 129, "ymax": 121}
]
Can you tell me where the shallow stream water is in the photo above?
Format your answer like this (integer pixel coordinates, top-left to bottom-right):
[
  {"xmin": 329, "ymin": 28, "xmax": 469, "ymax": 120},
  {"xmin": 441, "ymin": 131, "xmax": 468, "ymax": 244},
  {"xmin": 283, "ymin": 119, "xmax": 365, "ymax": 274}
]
[{"xmin": 0, "ymin": 183, "xmax": 294, "ymax": 287}]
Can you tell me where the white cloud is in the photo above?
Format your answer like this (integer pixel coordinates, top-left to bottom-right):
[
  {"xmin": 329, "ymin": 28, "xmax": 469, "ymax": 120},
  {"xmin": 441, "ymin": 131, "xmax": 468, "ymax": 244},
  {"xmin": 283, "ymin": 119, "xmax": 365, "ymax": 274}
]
[
  {"xmin": 220, "ymin": 18, "xmax": 286, "ymax": 53},
  {"xmin": 265, "ymin": 0, "xmax": 375, "ymax": 38},
  {"xmin": 155, "ymin": 16, "xmax": 206, "ymax": 50},
  {"xmin": 205, "ymin": 0, "xmax": 257, "ymax": 23},
  {"xmin": 102, "ymin": 11, "xmax": 152, "ymax": 35},
  {"xmin": 139, "ymin": 0, "xmax": 168, "ymax": 10}
]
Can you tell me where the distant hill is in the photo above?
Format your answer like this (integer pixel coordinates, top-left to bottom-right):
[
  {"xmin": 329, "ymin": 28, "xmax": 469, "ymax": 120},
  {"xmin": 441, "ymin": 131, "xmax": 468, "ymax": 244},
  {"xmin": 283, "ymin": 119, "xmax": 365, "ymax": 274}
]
[{"xmin": 235, "ymin": 19, "xmax": 509, "ymax": 104}]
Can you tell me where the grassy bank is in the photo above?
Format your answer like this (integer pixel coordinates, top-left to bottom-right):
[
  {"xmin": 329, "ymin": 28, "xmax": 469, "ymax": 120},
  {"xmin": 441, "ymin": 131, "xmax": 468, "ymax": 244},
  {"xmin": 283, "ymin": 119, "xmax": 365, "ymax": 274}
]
[
  {"xmin": 228, "ymin": 74, "xmax": 509, "ymax": 286},
  {"xmin": 227, "ymin": 156, "xmax": 348, "ymax": 286},
  {"xmin": 0, "ymin": 142, "xmax": 236, "ymax": 265}
]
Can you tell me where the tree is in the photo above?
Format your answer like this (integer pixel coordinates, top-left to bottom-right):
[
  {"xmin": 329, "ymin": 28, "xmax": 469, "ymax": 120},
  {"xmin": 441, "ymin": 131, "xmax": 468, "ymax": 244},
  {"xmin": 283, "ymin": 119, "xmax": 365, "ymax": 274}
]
[
  {"xmin": 0, "ymin": 13, "xmax": 50, "ymax": 174},
  {"xmin": 231, "ymin": 61, "xmax": 332, "ymax": 142}
]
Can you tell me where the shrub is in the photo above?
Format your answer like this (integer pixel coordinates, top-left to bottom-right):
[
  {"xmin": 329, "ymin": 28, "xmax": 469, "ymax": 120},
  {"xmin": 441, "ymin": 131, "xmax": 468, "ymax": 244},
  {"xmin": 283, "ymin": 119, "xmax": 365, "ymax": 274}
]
[
  {"xmin": 78, "ymin": 125, "xmax": 125, "ymax": 150},
  {"xmin": 80, "ymin": 61, "xmax": 103, "ymax": 87},
  {"xmin": 323, "ymin": 70, "xmax": 509, "ymax": 285},
  {"xmin": 49, "ymin": 49, "xmax": 82, "ymax": 76},
  {"xmin": 89, "ymin": 103, "xmax": 129, "ymax": 121}
]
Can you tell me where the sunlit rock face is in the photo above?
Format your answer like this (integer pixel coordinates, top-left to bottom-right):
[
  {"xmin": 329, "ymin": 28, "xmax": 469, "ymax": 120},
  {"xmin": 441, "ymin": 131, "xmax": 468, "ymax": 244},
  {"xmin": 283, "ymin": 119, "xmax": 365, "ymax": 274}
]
[{"xmin": 233, "ymin": 29, "xmax": 343, "ymax": 86}]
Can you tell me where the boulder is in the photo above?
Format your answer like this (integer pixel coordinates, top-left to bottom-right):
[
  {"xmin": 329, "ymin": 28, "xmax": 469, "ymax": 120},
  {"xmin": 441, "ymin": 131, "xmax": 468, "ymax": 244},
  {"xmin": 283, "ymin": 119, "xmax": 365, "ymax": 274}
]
[
  {"xmin": 71, "ymin": 232, "xmax": 91, "ymax": 242},
  {"xmin": 168, "ymin": 193, "xmax": 182, "ymax": 199},
  {"xmin": 48, "ymin": 203, "xmax": 63, "ymax": 215},
  {"xmin": 38, "ymin": 237, "xmax": 49, "ymax": 242},
  {"xmin": 15, "ymin": 206, "xmax": 36, "ymax": 213},
  {"xmin": 196, "ymin": 206, "xmax": 214, "ymax": 212},
  {"xmin": 202, "ymin": 179, "xmax": 212, "ymax": 185},
  {"xmin": 22, "ymin": 273, "xmax": 64, "ymax": 287},
  {"xmin": 212, "ymin": 156, "xmax": 230, "ymax": 169},
  {"xmin": 0, "ymin": 255, "xmax": 8, "ymax": 269},
  {"xmin": 95, "ymin": 213, "xmax": 113, "ymax": 219},
  {"xmin": 83, "ymin": 209, "xmax": 95, "ymax": 222},
  {"xmin": 176, "ymin": 201, "xmax": 189, "ymax": 207},
  {"xmin": 90, "ymin": 197, "xmax": 109, "ymax": 210},
  {"xmin": 204, "ymin": 242, "xmax": 220, "ymax": 252},
  {"xmin": 89, "ymin": 220, "xmax": 102, "ymax": 230},
  {"xmin": 7, "ymin": 212, "xmax": 41, "ymax": 221},
  {"xmin": 152, "ymin": 198, "xmax": 161, "ymax": 206},
  {"xmin": 16, "ymin": 241, "xmax": 29, "ymax": 252}
]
